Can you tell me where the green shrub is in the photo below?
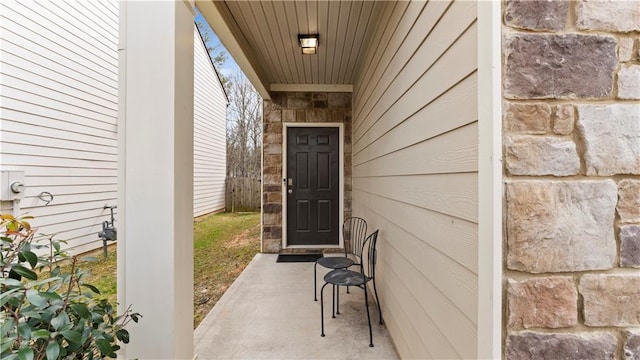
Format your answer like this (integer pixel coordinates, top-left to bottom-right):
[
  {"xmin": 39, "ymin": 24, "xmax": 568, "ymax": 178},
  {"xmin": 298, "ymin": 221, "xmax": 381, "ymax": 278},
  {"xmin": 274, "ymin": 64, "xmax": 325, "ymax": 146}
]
[{"xmin": 0, "ymin": 214, "xmax": 140, "ymax": 359}]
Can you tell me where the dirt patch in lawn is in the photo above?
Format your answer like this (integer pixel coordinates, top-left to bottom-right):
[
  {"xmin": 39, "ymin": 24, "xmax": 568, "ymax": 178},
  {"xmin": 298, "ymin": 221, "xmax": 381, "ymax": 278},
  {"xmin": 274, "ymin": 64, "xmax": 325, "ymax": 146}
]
[{"xmin": 224, "ymin": 227, "xmax": 257, "ymax": 249}]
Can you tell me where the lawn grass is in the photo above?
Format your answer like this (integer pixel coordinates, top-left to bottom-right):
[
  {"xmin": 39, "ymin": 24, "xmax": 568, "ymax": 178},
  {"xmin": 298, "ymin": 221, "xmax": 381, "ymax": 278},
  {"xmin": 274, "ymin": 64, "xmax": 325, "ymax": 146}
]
[
  {"xmin": 77, "ymin": 249, "xmax": 117, "ymax": 304},
  {"xmin": 192, "ymin": 212, "xmax": 260, "ymax": 327},
  {"xmin": 63, "ymin": 211, "xmax": 260, "ymax": 329}
]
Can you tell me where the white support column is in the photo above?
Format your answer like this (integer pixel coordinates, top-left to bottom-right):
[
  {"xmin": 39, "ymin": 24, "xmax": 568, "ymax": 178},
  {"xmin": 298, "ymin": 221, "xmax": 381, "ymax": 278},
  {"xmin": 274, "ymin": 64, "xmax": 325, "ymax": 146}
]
[{"xmin": 118, "ymin": 1, "xmax": 195, "ymax": 358}]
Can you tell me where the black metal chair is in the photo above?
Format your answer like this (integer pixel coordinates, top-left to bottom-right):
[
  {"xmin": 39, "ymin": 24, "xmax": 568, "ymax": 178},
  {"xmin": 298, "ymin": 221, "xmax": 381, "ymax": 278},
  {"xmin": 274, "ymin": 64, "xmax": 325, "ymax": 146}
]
[
  {"xmin": 320, "ymin": 229, "xmax": 382, "ymax": 347},
  {"xmin": 313, "ymin": 217, "xmax": 367, "ymax": 302}
]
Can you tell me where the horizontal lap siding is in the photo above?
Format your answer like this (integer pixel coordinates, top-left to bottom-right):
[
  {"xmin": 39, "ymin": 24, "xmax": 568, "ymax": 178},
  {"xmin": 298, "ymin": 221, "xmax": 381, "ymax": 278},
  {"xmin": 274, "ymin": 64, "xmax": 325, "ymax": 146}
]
[
  {"xmin": 0, "ymin": 0, "xmax": 119, "ymax": 254},
  {"xmin": 352, "ymin": 1, "xmax": 478, "ymax": 358},
  {"xmin": 193, "ymin": 26, "xmax": 227, "ymax": 217},
  {"xmin": 1, "ymin": 3, "xmax": 226, "ymax": 251}
]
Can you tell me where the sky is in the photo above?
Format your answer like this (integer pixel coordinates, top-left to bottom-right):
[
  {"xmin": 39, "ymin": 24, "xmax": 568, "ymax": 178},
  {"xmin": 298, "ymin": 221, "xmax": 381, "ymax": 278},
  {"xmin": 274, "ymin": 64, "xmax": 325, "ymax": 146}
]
[{"xmin": 194, "ymin": 8, "xmax": 242, "ymax": 78}]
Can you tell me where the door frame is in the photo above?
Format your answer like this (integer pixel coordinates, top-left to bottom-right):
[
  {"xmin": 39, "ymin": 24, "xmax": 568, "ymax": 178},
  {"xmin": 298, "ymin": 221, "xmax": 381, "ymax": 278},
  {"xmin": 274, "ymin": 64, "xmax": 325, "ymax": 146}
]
[{"xmin": 282, "ymin": 122, "xmax": 344, "ymax": 249}]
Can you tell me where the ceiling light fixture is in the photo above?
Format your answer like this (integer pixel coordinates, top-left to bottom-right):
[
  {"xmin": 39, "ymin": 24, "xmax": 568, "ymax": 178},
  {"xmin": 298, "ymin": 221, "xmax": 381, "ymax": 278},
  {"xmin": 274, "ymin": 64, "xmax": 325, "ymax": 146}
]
[{"xmin": 298, "ymin": 34, "xmax": 319, "ymax": 55}]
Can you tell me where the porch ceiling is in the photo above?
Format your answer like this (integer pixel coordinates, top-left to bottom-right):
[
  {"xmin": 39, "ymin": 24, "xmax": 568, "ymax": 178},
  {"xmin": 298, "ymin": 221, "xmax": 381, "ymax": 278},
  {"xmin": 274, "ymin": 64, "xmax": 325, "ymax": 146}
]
[{"xmin": 196, "ymin": 0, "xmax": 386, "ymax": 99}]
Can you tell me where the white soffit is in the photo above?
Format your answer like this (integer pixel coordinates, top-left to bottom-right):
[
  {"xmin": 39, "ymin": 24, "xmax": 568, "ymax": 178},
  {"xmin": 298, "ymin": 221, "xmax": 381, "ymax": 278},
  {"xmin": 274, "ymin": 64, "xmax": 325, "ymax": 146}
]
[{"xmin": 198, "ymin": 0, "xmax": 384, "ymax": 98}]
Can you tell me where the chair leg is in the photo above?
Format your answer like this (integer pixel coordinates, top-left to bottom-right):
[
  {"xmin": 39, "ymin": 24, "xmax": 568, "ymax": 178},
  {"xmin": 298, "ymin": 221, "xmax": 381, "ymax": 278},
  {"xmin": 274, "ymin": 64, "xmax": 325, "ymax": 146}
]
[
  {"xmin": 320, "ymin": 283, "xmax": 329, "ymax": 337},
  {"xmin": 314, "ymin": 262, "xmax": 318, "ymax": 301},
  {"xmin": 336, "ymin": 285, "xmax": 340, "ymax": 315},
  {"xmin": 363, "ymin": 282, "xmax": 374, "ymax": 347},
  {"xmin": 332, "ymin": 284, "xmax": 336, "ymax": 318},
  {"xmin": 372, "ymin": 279, "xmax": 383, "ymax": 325}
]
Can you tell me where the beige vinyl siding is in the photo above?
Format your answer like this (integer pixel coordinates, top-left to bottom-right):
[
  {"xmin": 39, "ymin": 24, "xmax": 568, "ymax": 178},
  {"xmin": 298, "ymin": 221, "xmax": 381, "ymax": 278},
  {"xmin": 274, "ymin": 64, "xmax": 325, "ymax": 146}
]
[
  {"xmin": 352, "ymin": 1, "xmax": 478, "ymax": 358},
  {"xmin": 193, "ymin": 26, "xmax": 227, "ymax": 217},
  {"xmin": 0, "ymin": 0, "xmax": 119, "ymax": 255}
]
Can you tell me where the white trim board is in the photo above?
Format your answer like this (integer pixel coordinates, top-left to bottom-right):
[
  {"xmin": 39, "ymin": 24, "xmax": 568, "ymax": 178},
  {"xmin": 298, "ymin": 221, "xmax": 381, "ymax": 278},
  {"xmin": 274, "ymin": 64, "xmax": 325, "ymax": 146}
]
[
  {"xmin": 270, "ymin": 84, "xmax": 353, "ymax": 93},
  {"xmin": 476, "ymin": 1, "xmax": 503, "ymax": 358},
  {"xmin": 281, "ymin": 122, "xmax": 345, "ymax": 249}
]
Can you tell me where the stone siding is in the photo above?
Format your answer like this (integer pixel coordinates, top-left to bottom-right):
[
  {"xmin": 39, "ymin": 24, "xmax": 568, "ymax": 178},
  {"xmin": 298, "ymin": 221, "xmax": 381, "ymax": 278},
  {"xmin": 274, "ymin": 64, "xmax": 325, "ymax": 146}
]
[
  {"xmin": 262, "ymin": 92, "xmax": 352, "ymax": 253},
  {"xmin": 503, "ymin": 1, "xmax": 640, "ymax": 358}
]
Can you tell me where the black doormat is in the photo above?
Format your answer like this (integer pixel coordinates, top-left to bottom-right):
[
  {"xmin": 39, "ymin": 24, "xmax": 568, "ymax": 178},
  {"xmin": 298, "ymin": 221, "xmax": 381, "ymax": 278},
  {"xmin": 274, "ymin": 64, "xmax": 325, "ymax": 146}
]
[{"xmin": 276, "ymin": 253, "xmax": 323, "ymax": 263}]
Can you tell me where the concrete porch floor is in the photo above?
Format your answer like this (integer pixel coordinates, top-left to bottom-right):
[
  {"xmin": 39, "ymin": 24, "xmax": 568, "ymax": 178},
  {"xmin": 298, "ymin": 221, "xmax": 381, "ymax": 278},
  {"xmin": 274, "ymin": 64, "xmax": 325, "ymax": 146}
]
[{"xmin": 194, "ymin": 253, "xmax": 399, "ymax": 359}]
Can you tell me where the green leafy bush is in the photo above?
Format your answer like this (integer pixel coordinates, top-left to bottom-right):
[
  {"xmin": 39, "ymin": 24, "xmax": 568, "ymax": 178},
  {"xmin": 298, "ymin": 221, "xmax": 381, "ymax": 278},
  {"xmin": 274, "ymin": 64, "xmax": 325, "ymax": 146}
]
[{"xmin": 0, "ymin": 214, "xmax": 140, "ymax": 359}]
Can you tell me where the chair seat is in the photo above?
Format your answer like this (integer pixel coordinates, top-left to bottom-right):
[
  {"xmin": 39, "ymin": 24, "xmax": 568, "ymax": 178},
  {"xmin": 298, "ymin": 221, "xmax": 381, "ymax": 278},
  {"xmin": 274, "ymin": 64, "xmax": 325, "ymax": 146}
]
[
  {"xmin": 324, "ymin": 269, "xmax": 369, "ymax": 287},
  {"xmin": 319, "ymin": 229, "xmax": 381, "ymax": 347},
  {"xmin": 316, "ymin": 256, "xmax": 355, "ymax": 269}
]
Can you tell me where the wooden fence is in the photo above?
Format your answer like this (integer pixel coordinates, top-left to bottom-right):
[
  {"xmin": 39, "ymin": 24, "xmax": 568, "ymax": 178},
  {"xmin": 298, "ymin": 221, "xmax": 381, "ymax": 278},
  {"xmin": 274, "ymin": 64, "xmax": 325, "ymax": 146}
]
[{"xmin": 225, "ymin": 177, "xmax": 261, "ymax": 212}]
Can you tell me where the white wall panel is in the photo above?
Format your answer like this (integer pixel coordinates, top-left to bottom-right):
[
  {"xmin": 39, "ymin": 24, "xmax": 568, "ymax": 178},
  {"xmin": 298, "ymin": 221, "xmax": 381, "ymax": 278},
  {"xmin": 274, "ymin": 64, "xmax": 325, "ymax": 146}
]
[
  {"xmin": 0, "ymin": 0, "xmax": 119, "ymax": 254},
  {"xmin": 193, "ymin": 26, "xmax": 227, "ymax": 217},
  {"xmin": 1, "ymin": 1, "xmax": 228, "ymax": 254}
]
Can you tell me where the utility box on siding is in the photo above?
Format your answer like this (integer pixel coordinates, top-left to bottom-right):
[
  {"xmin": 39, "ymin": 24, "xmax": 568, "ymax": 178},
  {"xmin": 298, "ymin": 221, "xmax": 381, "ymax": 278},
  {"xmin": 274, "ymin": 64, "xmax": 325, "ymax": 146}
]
[{"xmin": 0, "ymin": 171, "xmax": 26, "ymax": 201}]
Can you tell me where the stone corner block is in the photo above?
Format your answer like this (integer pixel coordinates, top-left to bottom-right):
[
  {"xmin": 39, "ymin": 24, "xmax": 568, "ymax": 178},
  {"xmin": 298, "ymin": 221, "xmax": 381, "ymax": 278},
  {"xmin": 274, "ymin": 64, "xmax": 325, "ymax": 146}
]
[
  {"xmin": 264, "ymin": 109, "xmax": 282, "ymax": 123},
  {"xmin": 506, "ymin": 180, "xmax": 617, "ymax": 273},
  {"xmin": 579, "ymin": 274, "xmax": 640, "ymax": 327},
  {"xmin": 625, "ymin": 329, "xmax": 640, "ymax": 360},
  {"xmin": 264, "ymin": 93, "xmax": 286, "ymax": 110},
  {"xmin": 504, "ymin": 102, "xmax": 552, "ymax": 134},
  {"xmin": 620, "ymin": 225, "xmax": 640, "ymax": 268},
  {"xmin": 261, "ymin": 237, "xmax": 281, "ymax": 253},
  {"xmin": 618, "ymin": 180, "xmax": 640, "ymax": 222},
  {"xmin": 262, "ymin": 211, "xmax": 282, "ymax": 226},
  {"xmin": 577, "ymin": 104, "xmax": 640, "ymax": 176},
  {"xmin": 507, "ymin": 277, "xmax": 577, "ymax": 329},
  {"xmin": 263, "ymin": 144, "xmax": 283, "ymax": 156},
  {"xmin": 504, "ymin": 0, "xmax": 569, "ymax": 31},
  {"xmin": 504, "ymin": 34, "xmax": 617, "ymax": 99},
  {"xmin": 576, "ymin": 0, "xmax": 640, "ymax": 33},
  {"xmin": 505, "ymin": 331, "xmax": 617, "ymax": 360},
  {"xmin": 505, "ymin": 135, "xmax": 579, "ymax": 176},
  {"xmin": 619, "ymin": 64, "xmax": 640, "ymax": 100},
  {"xmin": 262, "ymin": 203, "xmax": 281, "ymax": 214}
]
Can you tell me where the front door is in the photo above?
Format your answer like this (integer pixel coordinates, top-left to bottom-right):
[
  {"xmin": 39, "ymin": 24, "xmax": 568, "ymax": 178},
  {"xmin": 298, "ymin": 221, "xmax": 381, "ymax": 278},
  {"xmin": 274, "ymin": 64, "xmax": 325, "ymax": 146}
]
[{"xmin": 286, "ymin": 127, "xmax": 340, "ymax": 246}]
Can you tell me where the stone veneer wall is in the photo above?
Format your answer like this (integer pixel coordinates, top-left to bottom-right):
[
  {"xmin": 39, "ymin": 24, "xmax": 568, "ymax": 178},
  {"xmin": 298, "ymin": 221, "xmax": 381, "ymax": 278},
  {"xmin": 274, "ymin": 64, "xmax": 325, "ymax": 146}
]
[
  {"xmin": 502, "ymin": 1, "xmax": 640, "ymax": 358},
  {"xmin": 262, "ymin": 92, "xmax": 352, "ymax": 253}
]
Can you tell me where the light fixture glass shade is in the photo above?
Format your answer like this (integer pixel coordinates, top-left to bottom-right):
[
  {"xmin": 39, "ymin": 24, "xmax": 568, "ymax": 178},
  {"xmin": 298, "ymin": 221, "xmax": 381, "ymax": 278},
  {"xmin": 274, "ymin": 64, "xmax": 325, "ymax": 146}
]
[
  {"xmin": 301, "ymin": 46, "xmax": 317, "ymax": 55},
  {"xmin": 298, "ymin": 34, "xmax": 319, "ymax": 55},
  {"xmin": 299, "ymin": 37, "xmax": 318, "ymax": 48}
]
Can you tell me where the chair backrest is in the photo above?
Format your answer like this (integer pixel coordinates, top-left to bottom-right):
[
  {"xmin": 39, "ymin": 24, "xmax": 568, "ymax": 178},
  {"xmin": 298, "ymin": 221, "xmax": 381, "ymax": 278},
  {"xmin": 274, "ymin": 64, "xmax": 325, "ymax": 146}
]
[
  {"xmin": 360, "ymin": 230, "xmax": 379, "ymax": 280},
  {"xmin": 342, "ymin": 217, "xmax": 367, "ymax": 259}
]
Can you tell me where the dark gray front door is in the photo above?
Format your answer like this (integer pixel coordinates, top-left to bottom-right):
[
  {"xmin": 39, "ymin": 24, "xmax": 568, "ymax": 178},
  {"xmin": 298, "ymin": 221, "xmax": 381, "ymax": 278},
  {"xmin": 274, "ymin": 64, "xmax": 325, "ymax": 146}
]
[{"xmin": 286, "ymin": 127, "xmax": 339, "ymax": 246}]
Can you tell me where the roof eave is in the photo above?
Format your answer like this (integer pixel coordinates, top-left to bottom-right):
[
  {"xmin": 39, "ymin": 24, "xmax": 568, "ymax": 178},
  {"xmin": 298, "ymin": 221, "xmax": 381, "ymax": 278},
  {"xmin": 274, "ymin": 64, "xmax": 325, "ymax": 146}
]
[{"xmin": 196, "ymin": 0, "xmax": 271, "ymax": 100}]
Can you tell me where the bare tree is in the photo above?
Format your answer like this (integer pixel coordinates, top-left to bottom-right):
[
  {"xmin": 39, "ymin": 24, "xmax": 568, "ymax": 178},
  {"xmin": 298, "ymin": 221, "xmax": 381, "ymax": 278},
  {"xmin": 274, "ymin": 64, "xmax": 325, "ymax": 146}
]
[
  {"xmin": 226, "ymin": 72, "xmax": 262, "ymax": 178},
  {"xmin": 195, "ymin": 20, "xmax": 229, "ymax": 88}
]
